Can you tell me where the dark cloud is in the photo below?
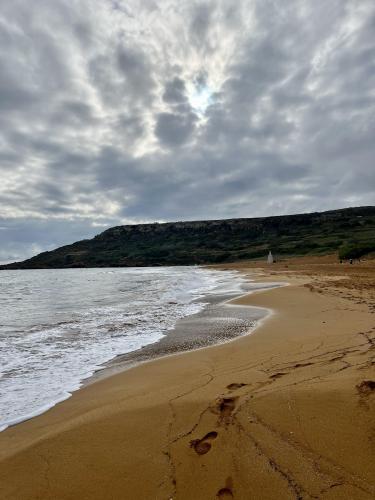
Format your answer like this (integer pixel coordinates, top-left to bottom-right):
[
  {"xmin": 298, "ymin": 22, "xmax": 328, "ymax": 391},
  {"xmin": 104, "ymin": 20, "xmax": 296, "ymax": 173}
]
[
  {"xmin": 0, "ymin": 0, "xmax": 374, "ymax": 262},
  {"xmin": 162, "ymin": 77, "xmax": 187, "ymax": 104},
  {"xmin": 155, "ymin": 111, "xmax": 198, "ymax": 147},
  {"xmin": 190, "ymin": 3, "xmax": 213, "ymax": 46},
  {"xmin": 116, "ymin": 45, "xmax": 155, "ymax": 102}
]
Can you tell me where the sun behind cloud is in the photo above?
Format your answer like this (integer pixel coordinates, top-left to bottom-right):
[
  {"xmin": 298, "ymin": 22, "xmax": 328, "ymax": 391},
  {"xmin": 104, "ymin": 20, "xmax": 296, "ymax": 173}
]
[{"xmin": 188, "ymin": 81, "xmax": 214, "ymax": 116}]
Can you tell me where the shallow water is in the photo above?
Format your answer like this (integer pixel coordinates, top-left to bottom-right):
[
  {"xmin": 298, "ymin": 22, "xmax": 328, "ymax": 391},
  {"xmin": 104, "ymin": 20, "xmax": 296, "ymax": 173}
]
[{"xmin": 0, "ymin": 266, "xmax": 246, "ymax": 431}]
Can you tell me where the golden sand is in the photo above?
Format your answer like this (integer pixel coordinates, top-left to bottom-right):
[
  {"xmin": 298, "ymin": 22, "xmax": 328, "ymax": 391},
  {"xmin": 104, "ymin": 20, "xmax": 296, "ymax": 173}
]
[{"xmin": 0, "ymin": 256, "xmax": 374, "ymax": 499}]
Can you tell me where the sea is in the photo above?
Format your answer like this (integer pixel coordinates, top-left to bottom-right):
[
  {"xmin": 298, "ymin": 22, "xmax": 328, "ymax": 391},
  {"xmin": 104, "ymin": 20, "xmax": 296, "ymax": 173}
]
[{"xmin": 0, "ymin": 266, "xmax": 250, "ymax": 432}]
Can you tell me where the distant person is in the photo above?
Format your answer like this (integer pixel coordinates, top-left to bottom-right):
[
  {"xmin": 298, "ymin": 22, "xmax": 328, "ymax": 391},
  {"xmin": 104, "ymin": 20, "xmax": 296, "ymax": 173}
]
[{"xmin": 349, "ymin": 258, "xmax": 353, "ymax": 264}]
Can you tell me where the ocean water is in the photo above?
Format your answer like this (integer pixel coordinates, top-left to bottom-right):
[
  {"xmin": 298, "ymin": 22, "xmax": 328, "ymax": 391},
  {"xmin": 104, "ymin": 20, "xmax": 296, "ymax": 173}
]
[{"xmin": 0, "ymin": 266, "xmax": 246, "ymax": 431}]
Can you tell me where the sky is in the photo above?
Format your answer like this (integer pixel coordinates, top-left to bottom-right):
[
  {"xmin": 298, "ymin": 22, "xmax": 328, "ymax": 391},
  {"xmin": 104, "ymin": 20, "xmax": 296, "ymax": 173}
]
[{"xmin": 0, "ymin": 0, "xmax": 375, "ymax": 263}]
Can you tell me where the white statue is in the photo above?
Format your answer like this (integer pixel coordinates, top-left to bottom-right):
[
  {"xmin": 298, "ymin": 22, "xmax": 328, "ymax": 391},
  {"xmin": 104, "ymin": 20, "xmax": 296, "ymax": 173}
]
[{"xmin": 267, "ymin": 251, "xmax": 273, "ymax": 264}]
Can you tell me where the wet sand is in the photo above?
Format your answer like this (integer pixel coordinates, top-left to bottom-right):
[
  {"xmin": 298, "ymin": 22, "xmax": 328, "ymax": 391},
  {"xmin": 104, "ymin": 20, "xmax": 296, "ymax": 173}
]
[
  {"xmin": 94, "ymin": 280, "xmax": 281, "ymax": 381},
  {"xmin": 0, "ymin": 256, "xmax": 374, "ymax": 499}
]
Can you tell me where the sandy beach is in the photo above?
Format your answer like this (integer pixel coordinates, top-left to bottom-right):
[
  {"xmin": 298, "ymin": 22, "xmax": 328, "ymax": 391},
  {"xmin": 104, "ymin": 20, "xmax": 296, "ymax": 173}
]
[{"xmin": 1, "ymin": 256, "xmax": 374, "ymax": 499}]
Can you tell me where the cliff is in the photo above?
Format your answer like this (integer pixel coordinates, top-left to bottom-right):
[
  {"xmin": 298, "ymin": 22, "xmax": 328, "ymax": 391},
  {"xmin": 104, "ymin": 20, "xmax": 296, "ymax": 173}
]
[{"xmin": 2, "ymin": 206, "xmax": 375, "ymax": 269}]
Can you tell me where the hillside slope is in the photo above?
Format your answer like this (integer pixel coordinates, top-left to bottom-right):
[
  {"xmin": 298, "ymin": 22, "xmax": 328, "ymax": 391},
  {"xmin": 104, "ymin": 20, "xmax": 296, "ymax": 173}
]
[{"xmin": 2, "ymin": 206, "xmax": 375, "ymax": 269}]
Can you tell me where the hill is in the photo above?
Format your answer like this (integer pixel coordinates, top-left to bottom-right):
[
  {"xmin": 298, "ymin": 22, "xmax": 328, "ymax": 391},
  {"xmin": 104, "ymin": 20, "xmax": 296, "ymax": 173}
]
[{"xmin": 2, "ymin": 206, "xmax": 375, "ymax": 269}]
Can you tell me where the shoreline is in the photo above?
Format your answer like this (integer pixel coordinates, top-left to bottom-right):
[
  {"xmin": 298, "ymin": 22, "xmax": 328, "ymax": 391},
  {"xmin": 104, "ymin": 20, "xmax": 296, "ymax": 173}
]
[
  {"xmin": 0, "ymin": 267, "xmax": 258, "ymax": 433},
  {"xmin": 1, "ymin": 257, "xmax": 374, "ymax": 499},
  {"xmin": 1, "ymin": 270, "xmax": 280, "ymax": 432},
  {"xmin": 88, "ymin": 276, "xmax": 283, "ymax": 386}
]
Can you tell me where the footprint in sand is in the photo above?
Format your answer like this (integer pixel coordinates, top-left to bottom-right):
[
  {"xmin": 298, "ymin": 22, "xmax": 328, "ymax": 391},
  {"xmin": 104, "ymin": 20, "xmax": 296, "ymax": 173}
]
[
  {"xmin": 213, "ymin": 396, "xmax": 238, "ymax": 424},
  {"xmin": 226, "ymin": 383, "xmax": 247, "ymax": 391},
  {"xmin": 217, "ymin": 477, "xmax": 234, "ymax": 498},
  {"xmin": 190, "ymin": 431, "xmax": 218, "ymax": 455},
  {"xmin": 217, "ymin": 488, "xmax": 233, "ymax": 498},
  {"xmin": 356, "ymin": 380, "xmax": 375, "ymax": 395}
]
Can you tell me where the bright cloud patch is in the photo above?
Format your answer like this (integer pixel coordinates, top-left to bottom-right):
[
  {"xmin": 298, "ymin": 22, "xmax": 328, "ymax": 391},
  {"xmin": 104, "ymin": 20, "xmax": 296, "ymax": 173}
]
[{"xmin": 188, "ymin": 83, "xmax": 214, "ymax": 115}]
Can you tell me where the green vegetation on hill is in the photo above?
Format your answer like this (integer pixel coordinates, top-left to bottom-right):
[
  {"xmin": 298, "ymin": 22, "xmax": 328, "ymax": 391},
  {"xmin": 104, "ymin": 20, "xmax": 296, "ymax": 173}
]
[
  {"xmin": 2, "ymin": 206, "xmax": 375, "ymax": 269},
  {"xmin": 338, "ymin": 241, "xmax": 375, "ymax": 260}
]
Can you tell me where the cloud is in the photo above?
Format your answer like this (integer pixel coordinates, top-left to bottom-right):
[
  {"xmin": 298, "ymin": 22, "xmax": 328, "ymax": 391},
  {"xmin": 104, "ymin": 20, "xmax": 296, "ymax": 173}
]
[
  {"xmin": 155, "ymin": 111, "xmax": 198, "ymax": 147},
  {"xmin": 162, "ymin": 77, "xmax": 188, "ymax": 104},
  {"xmin": 190, "ymin": 2, "xmax": 213, "ymax": 47},
  {"xmin": 0, "ymin": 0, "xmax": 374, "ymax": 261}
]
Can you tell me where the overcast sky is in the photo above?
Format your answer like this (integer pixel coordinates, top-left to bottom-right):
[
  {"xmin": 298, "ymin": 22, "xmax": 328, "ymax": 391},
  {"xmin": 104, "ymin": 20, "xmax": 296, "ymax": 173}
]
[{"xmin": 1, "ymin": 0, "xmax": 374, "ymax": 262}]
